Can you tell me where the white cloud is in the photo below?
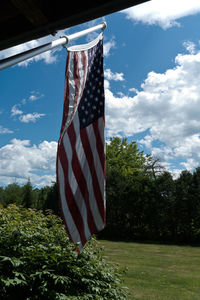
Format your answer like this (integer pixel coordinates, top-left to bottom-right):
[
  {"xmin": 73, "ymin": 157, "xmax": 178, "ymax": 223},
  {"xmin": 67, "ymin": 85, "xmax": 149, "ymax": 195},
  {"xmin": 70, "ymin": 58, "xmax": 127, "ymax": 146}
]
[
  {"xmin": 104, "ymin": 69, "xmax": 125, "ymax": 98},
  {"xmin": 0, "ymin": 139, "xmax": 57, "ymax": 186},
  {"xmin": 11, "ymin": 91, "xmax": 45, "ymax": 123},
  {"xmin": 103, "ymin": 38, "xmax": 116, "ymax": 56},
  {"xmin": 105, "ymin": 89, "xmax": 137, "ymax": 137},
  {"xmin": 19, "ymin": 113, "xmax": 45, "ymax": 123},
  {"xmin": 11, "ymin": 105, "xmax": 23, "ymax": 116},
  {"xmin": 0, "ymin": 126, "xmax": 13, "ymax": 134},
  {"xmin": 29, "ymin": 91, "xmax": 44, "ymax": 101},
  {"xmin": 29, "ymin": 95, "xmax": 37, "ymax": 101},
  {"xmin": 104, "ymin": 79, "xmax": 110, "ymax": 89},
  {"xmin": 105, "ymin": 42, "xmax": 200, "ymax": 172},
  {"xmin": 139, "ymin": 135, "xmax": 154, "ymax": 148},
  {"xmin": 183, "ymin": 41, "xmax": 196, "ymax": 55},
  {"xmin": 129, "ymin": 87, "xmax": 139, "ymax": 94},
  {"xmin": 122, "ymin": 0, "xmax": 200, "ymax": 29},
  {"xmin": 104, "ymin": 68, "xmax": 124, "ymax": 81}
]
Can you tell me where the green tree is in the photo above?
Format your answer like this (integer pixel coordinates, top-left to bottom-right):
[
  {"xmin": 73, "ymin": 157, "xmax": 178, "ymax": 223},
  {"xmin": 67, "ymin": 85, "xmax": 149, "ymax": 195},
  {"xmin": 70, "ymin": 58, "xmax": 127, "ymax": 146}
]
[
  {"xmin": 105, "ymin": 137, "xmax": 150, "ymax": 239},
  {"xmin": 155, "ymin": 171, "xmax": 176, "ymax": 241},
  {"xmin": 35, "ymin": 186, "xmax": 51, "ymax": 210},
  {"xmin": 144, "ymin": 156, "xmax": 165, "ymax": 180},
  {"xmin": 0, "ymin": 186, "xmax": 4, "ymax": 205},
  {"xmin": 22, "ymin": 178, "xmax": 34, "ymax": 208},
  {"xmin": 43, "ymin": 182, "xmax": 60, "ymax": 216},
  {"xmin": 175, "ymin": 170, "xmax": 193, "ymax": 242},
  {"xmin": 187, "ymin": 167, "xmax": 200, "ymax": 242},
  {"xmin": 3, "ymin": 183, "xmax": 23, "ymax": 206}
]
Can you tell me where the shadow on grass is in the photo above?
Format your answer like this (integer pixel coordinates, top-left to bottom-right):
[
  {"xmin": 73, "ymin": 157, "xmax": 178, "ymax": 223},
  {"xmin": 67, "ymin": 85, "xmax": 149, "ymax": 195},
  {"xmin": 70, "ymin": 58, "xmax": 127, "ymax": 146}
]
[{"xmin": 97, "ymin": 235, "xmax": 200, "ymax": 247}]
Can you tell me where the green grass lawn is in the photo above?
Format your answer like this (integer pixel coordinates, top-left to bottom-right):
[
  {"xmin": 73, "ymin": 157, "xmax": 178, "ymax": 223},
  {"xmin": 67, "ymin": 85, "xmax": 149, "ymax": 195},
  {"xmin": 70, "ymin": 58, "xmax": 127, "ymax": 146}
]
[{"xmin": 99, "ymin": 240, "xmax": 200, "ymax": 300}]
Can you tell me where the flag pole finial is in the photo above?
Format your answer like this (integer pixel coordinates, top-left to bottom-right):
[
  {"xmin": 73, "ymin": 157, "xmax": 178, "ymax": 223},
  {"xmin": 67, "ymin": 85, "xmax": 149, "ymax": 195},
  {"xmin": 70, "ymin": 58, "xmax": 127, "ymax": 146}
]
[{"xmin": 102, "ymin": 21, "xmax": 107, "ymax": 30}]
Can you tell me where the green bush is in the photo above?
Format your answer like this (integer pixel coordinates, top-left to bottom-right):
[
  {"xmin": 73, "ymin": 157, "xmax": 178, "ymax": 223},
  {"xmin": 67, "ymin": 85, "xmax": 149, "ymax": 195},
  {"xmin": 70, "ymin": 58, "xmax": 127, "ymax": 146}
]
[{"xmin": 0, "ymin": 205, "xmax": 127, "ymax": 300}]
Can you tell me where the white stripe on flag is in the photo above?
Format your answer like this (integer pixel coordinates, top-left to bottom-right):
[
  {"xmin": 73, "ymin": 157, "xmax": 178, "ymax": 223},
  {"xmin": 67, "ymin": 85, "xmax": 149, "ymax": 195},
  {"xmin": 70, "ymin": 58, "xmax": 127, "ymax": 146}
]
[
  {"xmin": 67, "ymin": 52, "xmax": 75, "ymax": 124},
  {"xmin": 77, "ymin": 51, "xmax": 88, "ymax": 102}
]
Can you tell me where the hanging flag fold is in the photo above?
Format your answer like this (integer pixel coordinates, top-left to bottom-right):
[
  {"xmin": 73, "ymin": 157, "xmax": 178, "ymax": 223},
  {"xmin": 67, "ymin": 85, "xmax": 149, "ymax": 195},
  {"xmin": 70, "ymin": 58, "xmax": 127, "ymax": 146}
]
[{"xmin": 57, "ymin": 33, "xmax": 106, "ymax": 251}]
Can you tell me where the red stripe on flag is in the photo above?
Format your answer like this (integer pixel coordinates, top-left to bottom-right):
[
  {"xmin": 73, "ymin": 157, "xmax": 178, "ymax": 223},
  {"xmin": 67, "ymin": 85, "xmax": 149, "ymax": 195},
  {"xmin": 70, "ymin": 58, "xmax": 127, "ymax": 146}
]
[
  {"xmin": 58, "ymin": 141, "xmax": 87, "ymax": 246},
  {"xmin": 80, "ymin": 126, "xmax": 105, "ymax": 222},
  {"xmin": 92, "ymin": 119, "xmax": 105, "ymax": 176},
  {"xmin": 67, "ymin": 123, "xmax": 98, "ymax": 235}
]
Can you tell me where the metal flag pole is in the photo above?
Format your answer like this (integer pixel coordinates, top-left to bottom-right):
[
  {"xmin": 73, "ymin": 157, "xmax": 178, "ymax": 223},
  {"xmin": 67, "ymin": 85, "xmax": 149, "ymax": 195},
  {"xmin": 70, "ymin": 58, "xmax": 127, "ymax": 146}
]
[{"xmin": 0, "ymin": 22, "xmax": 107, "ymax": 71}]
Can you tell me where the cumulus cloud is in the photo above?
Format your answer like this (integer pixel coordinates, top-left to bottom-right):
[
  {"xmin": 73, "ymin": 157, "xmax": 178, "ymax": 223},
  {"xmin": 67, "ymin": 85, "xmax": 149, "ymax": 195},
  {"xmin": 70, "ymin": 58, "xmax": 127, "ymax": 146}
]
[
  {"xmin": 104, "ymin": 68, "xmax": 124, "ymax": 90},
  {"xmin": 183, "ymin": 41, "xmax": 196, "ymax": 55},
  {"xmin": 104, "ymin": 68, "xmax": 124, "ymax": 81},
  {"xmin": 105, "ymin": 43, "xmax": 200, "ymax": 172},
  {"xmin": 0, "ymin": 139, "xmax": 57, "ymax": 186},
  {"xmin": 122, "ymin": 0, "xmax": 200, "ymax": 29}
]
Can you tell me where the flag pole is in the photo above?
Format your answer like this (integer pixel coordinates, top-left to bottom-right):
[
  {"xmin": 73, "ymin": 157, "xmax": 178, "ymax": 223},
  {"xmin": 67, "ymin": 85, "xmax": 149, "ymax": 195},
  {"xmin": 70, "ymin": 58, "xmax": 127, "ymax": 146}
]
[{"xmin": 0, "ymin": 22, "xmax": 106, "ymax": 71}]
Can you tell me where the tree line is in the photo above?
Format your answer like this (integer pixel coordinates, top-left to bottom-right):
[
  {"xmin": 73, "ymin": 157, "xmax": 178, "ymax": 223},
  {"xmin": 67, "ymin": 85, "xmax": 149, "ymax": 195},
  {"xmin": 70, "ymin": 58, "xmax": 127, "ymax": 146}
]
[
  {"xmin": 0, "ymin": 179, "xmax": 60, "ymax": 216},
  {"xmin": 104, "ymin": 137, "xmax": 200, "ymax": 244},
  {"xmin": 1, "ymin": 137, "xmax": 200, "ymax": 244}
]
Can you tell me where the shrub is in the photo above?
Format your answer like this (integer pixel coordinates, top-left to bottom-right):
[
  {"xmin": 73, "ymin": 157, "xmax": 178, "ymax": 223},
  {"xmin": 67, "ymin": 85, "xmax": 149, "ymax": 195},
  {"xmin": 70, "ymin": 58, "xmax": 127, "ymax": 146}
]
[{"xmin": 0, "ymin": 205, "xmax": 127, "ymax": 299}]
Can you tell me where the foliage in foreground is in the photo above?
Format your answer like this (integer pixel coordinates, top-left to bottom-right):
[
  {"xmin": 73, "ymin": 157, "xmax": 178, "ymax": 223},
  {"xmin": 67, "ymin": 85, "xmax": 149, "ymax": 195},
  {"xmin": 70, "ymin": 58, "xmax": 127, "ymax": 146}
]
[{"xmin": 0, "ymin": 205, "xmax": 127, "ymax": 300}]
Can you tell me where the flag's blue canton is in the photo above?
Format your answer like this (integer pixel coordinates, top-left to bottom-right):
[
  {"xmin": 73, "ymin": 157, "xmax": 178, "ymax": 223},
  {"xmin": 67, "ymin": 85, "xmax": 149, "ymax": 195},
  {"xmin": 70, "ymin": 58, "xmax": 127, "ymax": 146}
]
[{"xmin": 78, "ymin": 40, "xmax": 104, "ymax": 129}]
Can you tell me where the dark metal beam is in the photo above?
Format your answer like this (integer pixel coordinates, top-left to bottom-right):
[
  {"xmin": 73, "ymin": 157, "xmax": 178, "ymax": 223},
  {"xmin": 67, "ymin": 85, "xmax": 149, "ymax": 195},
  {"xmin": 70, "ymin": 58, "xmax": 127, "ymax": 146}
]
[
  {"xmin": 11, "ymin": 0, "xmax": 48, "ymax": 26},
  {"xmin": 0, "ymin": 0, "xmax": 149, "ymax": 51}
]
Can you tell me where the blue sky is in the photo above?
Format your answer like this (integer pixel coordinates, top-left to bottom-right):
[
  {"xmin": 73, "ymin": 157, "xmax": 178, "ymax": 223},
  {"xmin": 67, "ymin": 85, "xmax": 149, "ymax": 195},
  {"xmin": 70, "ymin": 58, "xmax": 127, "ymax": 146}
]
[{"xmin": 1, "ymin": 0, "xmax": 200, "ymax": 186}]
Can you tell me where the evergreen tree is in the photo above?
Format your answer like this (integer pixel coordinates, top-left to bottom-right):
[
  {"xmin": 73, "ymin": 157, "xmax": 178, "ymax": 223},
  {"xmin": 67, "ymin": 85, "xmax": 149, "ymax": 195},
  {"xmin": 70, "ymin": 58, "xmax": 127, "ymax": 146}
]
[
  {"xmin": 155, "ymin": 172, "xmax": 176, "ymax": 240},
  {"xmin": 0, "ymin": 186, "xmax": 4, "ymax": 206},
  {"xmin": 22, "ymin": 178, "xmax": 34, "ymax": 208},
  {"xmin": 43, "ymin": 182, "xmax": 60, "ymax": 215},
  {"xmin": 188, "ymin": 167, "xmax": 200, "ymax": 242},
  {"xmin": 175, "ymin": 170, "xmax": 193, "ymax": 242}
]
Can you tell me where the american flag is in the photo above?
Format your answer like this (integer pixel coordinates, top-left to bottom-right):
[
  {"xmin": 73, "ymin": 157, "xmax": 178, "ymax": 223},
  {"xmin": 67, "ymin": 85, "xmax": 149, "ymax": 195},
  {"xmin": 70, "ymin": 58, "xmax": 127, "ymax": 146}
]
[{"xmin": 57, "ymin": 33, "xmax": 106, "ymax": 251}]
